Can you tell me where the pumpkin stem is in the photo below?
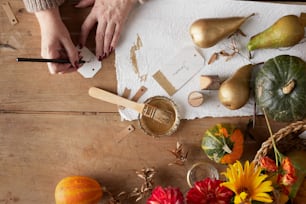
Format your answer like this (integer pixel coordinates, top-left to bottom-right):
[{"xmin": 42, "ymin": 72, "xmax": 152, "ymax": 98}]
[
  {"xmin": 222, "ymin": 143, "xmax": 232, "ymax": 154},
  {"xmin": 299, "ymin": 13, "xmax": 306, "ymax": 27},
  {"xmin": 282, "ymin": 79, "xmax": 296, "ymax": 95}
]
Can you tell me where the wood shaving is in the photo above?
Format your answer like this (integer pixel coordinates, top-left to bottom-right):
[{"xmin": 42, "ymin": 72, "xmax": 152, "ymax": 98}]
[
  {"xmin": 208, "ymin": 52, "xmax": 218, "ymax": 65},
  {"xmin": 129, "ymin": 34, "xmax": 143, "ymax": 76}
]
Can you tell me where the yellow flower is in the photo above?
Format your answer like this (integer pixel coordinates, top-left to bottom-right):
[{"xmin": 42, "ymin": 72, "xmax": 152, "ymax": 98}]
[{"xmin": 221, "ymin": 160, "xmax": 274, "ymax": 204}]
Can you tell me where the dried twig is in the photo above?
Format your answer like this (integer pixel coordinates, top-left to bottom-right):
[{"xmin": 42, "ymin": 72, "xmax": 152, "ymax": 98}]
[
  {"xmin": 168, "ymin": 141, "xmax": 188, "ymax": 166},
  {"xmin": 107, "ymin": 191, "xmax": 128, "ymax": 204},
  {"xmin": 102, "ymin": 187, "xmax": 128, "ymax": 204},
  {"xmin": 208, "ymin": 39, "xmax": 243, "ymax": 64},
  {"xmin": 130, "ymin": 167, "xmax": 156, "ymax": 202}
]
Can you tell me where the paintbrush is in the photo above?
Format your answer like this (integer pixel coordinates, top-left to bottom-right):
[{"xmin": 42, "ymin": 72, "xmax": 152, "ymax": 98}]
[
  {"xmin": 16, "ymin": 57, "xmax": 87, "ymax": 64},
  {"xmin": 88, "ymin": 87, "xmax": 174, "ymax": 124}
]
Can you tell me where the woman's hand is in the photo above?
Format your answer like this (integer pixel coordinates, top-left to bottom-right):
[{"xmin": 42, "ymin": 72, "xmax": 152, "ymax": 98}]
[
  {"xmin": 75, "ymin": 0, "xmax": 137, "ymax": 60},
  {"xmin": 35, "ymin": 7, "xmax": 80, "ymax": 74}
]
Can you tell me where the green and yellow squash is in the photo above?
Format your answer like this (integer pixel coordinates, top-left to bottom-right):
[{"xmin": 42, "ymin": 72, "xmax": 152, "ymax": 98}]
[{"xmin": 201, "ymin": 123, "xmax": 244, "ymax": 164}]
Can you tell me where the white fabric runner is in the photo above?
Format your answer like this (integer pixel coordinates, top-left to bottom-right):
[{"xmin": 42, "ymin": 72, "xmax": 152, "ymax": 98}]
[{"xmin": 115, "ymin": 0, "xmax": 306, "ymax": 121}]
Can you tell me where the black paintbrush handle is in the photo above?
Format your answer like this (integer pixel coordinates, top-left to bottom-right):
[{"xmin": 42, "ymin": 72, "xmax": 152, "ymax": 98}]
[{"xmin": 16, "ymin": 58, "xmax": 86, "ymax": 64}]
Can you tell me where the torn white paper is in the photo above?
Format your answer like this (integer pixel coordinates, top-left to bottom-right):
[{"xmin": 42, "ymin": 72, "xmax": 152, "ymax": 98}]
[{"xmin": 115, "ymin": 0, "xmax": 306, "ymax": 121}]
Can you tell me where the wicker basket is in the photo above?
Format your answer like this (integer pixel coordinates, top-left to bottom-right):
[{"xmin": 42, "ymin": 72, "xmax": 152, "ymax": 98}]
[
  {"xmin": 253, "ymin": 120, "xmax": 306, "ymax": 166},
  {"xmin": 253, "ymin": 120, "xmax": 306, "ymax": 204}
]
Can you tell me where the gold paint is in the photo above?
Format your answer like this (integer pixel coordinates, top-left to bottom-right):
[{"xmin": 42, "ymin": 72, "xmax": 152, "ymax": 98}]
[
  {"xmin": 153, "ymin": 71, "xmax": 176, "ymax": 96},
  {"xmin": 139, "ymin": 96, "xmax": 180, "ymax": 137},
  {"xmin": 129, "ymin": 34, "xmax": 143, "ymax": 75}
]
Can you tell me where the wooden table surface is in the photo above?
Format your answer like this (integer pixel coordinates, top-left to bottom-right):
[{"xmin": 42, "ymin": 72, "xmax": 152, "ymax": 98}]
[{"xmin": 0, "ymin": 1, "xmax": 295, "ymax": 203}]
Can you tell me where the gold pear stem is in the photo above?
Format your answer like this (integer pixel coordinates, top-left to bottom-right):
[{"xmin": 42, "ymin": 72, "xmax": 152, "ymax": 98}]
[
  {"xmin": 246, "ymin": 13, "xmax": 256, "ymax": 20},
  {"xmin": 299, "ymin": 12, "xmax": 306, "ymax": 27}
]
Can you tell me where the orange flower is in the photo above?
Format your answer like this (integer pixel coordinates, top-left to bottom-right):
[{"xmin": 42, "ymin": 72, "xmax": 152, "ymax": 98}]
[
  {"xmin": 280, "ymin": 157, "xmax": 297, "ymax": 186},
  {"xmin": 282, "ymin": 157, "xmax": 295, "ymax": 175},
  {"xmin": 281, "ymin": 173, "xmax": 296, "ymax": 186},
  {"xmin": 260, "ymin": 156, "xmax": 278, "ymax": 172}
]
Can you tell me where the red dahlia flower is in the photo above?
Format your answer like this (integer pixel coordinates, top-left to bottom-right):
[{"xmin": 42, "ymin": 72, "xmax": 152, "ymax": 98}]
[
  {"xmin": 147, "ymin": 186, "xmax": 184, "ymax": 204},
  {"xmin": 186, "ymin": 178, "xmax": 233, "ymax": 204}
]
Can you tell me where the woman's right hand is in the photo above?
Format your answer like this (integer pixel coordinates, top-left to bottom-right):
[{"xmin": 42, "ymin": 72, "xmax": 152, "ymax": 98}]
[
  {"xmin": 35, "ymin": 7, "xmax": 80, "ymax": 74},
  {"xmin": 75, "ymin": 0, "xmax": 137, "ymax": 61}
]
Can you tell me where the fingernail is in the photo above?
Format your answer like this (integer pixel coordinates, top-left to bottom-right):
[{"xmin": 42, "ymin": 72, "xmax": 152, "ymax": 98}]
[
  {"xmin": 79, "ymin": 56, "xmax": 84, "ymax": 64},
  {"xmin": 74, "ymin": 61, "xmax": 79, "ymax": 68},
  {"xmin": 72, "ymin": 0, "xmax": 79, "ymax": 5},
  {"xmin": 102, "ymin": 53, "xmax": 107, "ymax": 59}
]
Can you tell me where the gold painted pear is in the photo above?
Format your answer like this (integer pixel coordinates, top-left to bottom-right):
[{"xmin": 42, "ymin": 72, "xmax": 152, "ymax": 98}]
[
  {"xmin": 190, "ymin": 14, "xmax": 254, "ymax": 48},
  {"xmin": 218, "ymin": 64, "xmax": 253, "ymax": 110},
  {"xmin": 248, "ymin": 15, "xmax": 305, "ymax": 51}
]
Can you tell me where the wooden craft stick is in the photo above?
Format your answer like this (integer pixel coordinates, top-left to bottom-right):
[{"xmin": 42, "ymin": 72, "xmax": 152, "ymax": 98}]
[
  {"xmin": 2, "ymin": 2, "xmax": 18, "ymax": 25},
  {"xmin": 131, "ymin": 86, "xmax": 147, "ymax": 101},
  {"xmin": 117, "ymin": 124, "xmax": 135, "ymax": 143}
]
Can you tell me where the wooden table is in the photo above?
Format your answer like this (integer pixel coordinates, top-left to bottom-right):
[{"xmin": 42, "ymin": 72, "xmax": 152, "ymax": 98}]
[{"xmin": 0, "ymin": 1, "xmax": 291, "ymax": 203}]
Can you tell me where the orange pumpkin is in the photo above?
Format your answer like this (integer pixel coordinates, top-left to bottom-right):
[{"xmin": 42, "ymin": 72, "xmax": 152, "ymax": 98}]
[{"xmin": 55, "ymin": 176, "xmax": 103, "ymax": 204}]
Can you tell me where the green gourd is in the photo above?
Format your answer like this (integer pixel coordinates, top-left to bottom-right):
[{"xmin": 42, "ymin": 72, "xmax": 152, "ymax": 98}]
[{"xmin": 255, "ymin": 55, "xmax": 306, "ymax": 122}]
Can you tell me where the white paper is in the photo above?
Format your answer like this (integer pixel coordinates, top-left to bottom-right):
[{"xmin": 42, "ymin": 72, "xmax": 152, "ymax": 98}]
[
  {"xmin": 153, "ymin": 46, "xmax": 204, "ymax": 96},
  {"xmin": 77, "ymin": 47, "xmax": 102, "ymax": 78},
  {"xmin": 115, "ymin": 0, "xmax": 306, "ymax": 121}
]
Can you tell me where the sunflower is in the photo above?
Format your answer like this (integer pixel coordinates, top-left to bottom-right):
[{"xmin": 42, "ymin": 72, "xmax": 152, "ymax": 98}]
[{"xmin": 221, "ymin": 160, "xmax": 273, "ymax": 204}]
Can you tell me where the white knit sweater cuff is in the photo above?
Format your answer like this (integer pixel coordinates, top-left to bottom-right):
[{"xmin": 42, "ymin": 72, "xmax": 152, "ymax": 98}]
[{"xmin": 23, "ymin": 0, "xmax": 65, "ymax": 12}]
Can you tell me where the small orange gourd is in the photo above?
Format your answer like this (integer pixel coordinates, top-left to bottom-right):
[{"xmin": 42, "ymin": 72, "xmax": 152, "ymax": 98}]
[{"xmin": 55, "ymin": 176, "xmax": 103, "ymax": 204}]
